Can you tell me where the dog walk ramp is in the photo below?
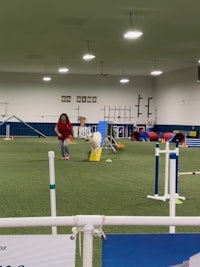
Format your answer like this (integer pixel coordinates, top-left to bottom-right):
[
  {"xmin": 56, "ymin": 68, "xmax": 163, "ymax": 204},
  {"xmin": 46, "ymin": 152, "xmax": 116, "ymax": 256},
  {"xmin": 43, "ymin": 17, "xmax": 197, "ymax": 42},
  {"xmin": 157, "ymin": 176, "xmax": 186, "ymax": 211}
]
[
  {"xmin": 89, "ymin": 121, "xmax": 107, "ymax": 162},
  {"xmin": 0, "ymin": 115, "xmax": 47, "ymax": 138}
]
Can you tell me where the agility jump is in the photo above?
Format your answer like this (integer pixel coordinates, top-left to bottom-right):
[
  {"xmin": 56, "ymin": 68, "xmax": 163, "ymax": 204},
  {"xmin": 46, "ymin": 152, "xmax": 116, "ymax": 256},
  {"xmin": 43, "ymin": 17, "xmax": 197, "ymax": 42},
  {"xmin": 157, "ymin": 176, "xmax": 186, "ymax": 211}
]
[{"xmin": 147, "ymin": 141, "xmax": 186, "ymax": 202}]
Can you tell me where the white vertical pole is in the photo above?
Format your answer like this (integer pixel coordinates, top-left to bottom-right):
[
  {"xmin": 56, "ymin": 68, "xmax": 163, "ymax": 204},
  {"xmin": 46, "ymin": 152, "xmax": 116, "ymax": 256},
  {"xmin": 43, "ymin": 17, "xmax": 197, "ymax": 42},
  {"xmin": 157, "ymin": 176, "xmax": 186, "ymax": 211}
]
[
  {"xmin": 164, "ymin": 141, "xmax": 169, "ymax": 198},
  {"xmin": 82, "ymin": 224, "xmax": 94, "ymax": 267},
  {"xmin": 6, "ymin": 124, "xmax": 10, "ymax": 140},
  {"xmin": 169, "ymin": 153, "xmax": 176, "ymax": 233},
  {"xmin": 48, "ymin": 151, "xmax": 57, "ymax": 235}
]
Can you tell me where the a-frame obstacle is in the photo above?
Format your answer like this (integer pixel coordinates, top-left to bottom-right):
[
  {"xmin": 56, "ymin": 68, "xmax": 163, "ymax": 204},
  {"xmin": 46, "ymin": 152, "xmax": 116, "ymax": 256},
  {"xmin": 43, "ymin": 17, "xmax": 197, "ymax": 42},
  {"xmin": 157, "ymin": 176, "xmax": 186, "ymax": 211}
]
[
  {"xmin": 0, "ymin": 115, "xmax": 47, "ymax": 138},
  {"xmin": 89, "ymin": 121, "xmax": 119, "ymax": 161},
  {"xmin": 103, "ymin": 121, "xmax": 125, "ymax": 152}
]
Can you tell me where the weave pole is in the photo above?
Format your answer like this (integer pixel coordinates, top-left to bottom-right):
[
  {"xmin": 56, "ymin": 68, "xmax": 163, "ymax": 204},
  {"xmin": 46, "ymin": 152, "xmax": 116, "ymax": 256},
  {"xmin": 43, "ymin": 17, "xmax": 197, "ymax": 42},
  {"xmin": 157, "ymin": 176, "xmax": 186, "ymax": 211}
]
[
  {"xmin": 48, "ymin": 151, "xmax": 57, "ymax": 234},
  {"xmin": 169, "ymin": 153, "xmax": 176, "ymax": 233},
  {"xmin": 154, "ymin": 143, "xmax": 159, "ymax": 196}
]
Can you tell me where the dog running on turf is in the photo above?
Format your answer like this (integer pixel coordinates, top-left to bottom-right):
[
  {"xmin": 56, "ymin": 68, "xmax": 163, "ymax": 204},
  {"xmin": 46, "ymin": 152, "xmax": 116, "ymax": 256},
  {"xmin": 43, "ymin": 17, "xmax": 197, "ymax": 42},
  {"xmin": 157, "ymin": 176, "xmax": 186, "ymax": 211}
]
[{"xmin": 85, "ymin": 131, "xmax": 102, "ymax": 156}]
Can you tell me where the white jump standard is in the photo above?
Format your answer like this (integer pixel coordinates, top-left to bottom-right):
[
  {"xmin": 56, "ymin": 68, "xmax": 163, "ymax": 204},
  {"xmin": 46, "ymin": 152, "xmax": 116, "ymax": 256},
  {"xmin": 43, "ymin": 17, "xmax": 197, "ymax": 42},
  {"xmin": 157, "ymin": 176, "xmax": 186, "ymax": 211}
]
[{"xmin": 147, "ymin": 141, "xmax": 186, "ymax": 202}]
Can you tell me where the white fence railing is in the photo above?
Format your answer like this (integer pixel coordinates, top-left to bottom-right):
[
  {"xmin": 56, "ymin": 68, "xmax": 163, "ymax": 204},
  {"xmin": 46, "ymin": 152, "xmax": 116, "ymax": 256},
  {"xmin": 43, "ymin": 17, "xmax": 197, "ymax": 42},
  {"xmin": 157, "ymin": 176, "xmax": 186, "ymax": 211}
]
[
  {"xmin": 1, "ymin": 215, "xmax": 200, "ymax": 228},
  {"xmin": 0, "ymin": 215, "xmax": 200, "ymax": 267}
]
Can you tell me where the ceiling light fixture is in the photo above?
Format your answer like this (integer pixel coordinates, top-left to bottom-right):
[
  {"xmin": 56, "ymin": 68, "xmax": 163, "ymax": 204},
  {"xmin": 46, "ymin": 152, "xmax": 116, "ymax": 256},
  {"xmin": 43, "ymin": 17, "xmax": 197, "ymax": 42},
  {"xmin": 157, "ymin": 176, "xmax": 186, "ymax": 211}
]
[
  {"xmin": 150, "ymin": 60, "xmax": 163, "ymax": 76},
  {"xmin": 58, "ymin": 57, "xmax": 69, "ymax": 73},
  {"xmin": 120, "ymin": 78, "xmax": 130, "ymax": 84},
  {"xmin": 197, "ymin": 64, "xmax": 200, "ymax": 82},
  {"xmin": 42, "ymin": 68, "xmax": 52, "ymax": 81},
  {"xmin": 82, "ymin": 40, "xmax": 96, "ymax": 61},
  {"xmin": 150, "ymin": 70, "xmax": 163, "ymax": 76},
  {"xmin": 124, "ymin": 11, "xmax": 143, "ymax": 40},
  {"xmin": 43, "ymin": 76, "xmax": 51, "ymax": 81}
]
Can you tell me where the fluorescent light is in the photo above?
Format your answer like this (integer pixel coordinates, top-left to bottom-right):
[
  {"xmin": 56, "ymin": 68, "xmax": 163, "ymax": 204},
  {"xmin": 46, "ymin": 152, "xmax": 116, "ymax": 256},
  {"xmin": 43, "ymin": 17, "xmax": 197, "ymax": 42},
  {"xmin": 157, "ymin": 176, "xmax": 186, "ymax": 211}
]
[
  {"xmin": 124, "ymin": 30, "xmax": 143, "ymax": 39},
  {"xmin": 58, "ymin": 57, "xmax": 69, "ymax": 73},
  {"xmin": 82, "ymin": 53, "xmax": 96, "ymax": 61},
  {"xmin": 58, "ymin": 67, "xmax": 69, "ymax": 73},
  {"xmin": 150, "ymin": 70, "xmax": 163, "ymax": 76},
  {"xmin": 124, "ymin": 12, "xmax": 143, "ymax": 40},
  {"xmin": 43, "ymin": 76, "xmax": 51, "ymax": 81},
  {"xmin": 83, "ymin": 40, "xmax": 96, "ymax": 61},
  {"xmin": 120, "ymin": 78, "xmax": 130, "ymax": 84}
]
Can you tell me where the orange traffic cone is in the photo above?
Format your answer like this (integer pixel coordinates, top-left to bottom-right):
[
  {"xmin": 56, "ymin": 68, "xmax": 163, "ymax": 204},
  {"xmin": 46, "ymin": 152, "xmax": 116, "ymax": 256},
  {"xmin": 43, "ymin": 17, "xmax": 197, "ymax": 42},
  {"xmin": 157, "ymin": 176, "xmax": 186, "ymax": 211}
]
[
  {"xmin": 117, "ymin": 141, "xmax": 124, "ymax": 148},
  {"xmin": 180, "ymin": 141, "xmax": 186, "ymax": 147}
]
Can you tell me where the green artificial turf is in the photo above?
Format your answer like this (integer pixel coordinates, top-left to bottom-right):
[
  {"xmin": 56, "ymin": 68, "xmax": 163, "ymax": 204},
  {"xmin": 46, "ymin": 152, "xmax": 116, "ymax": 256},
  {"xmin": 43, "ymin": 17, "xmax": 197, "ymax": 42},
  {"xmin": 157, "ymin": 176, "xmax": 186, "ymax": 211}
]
[{"xmin": 0, "ymin": 137, "xmax": 200, "ymax": 266}]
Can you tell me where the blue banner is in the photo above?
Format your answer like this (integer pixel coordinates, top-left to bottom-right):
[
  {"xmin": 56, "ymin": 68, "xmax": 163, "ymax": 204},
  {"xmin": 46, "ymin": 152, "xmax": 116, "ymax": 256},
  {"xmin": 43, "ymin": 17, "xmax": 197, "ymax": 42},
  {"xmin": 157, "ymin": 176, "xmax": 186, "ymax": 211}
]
[{"xmin": 102, "ymin": 233, "xmax": 200, "ymax": 267}]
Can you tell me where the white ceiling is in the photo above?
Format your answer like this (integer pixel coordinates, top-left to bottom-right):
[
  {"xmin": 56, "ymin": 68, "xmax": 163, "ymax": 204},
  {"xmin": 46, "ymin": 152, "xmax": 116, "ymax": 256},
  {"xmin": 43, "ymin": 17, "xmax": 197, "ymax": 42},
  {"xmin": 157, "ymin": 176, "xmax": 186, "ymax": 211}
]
[{"xmin": 0, "ymin": 0, "xmax": 200, "ymax": 77}]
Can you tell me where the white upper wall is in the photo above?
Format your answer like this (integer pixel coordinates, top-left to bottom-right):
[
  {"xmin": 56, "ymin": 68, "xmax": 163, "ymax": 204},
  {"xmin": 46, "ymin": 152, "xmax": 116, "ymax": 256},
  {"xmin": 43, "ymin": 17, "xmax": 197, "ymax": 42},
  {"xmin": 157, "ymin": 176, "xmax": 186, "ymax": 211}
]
[
  {"xmin": 155, "ymin": 67, "xmax": 200, "ymax": 125},
  {"xmin": 0, "ymin": 67, "xmax": 199, "ymax": 126},
  {"xmin": 0, "ymin": 72, "xmax": 155, "ymax": 124}
]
